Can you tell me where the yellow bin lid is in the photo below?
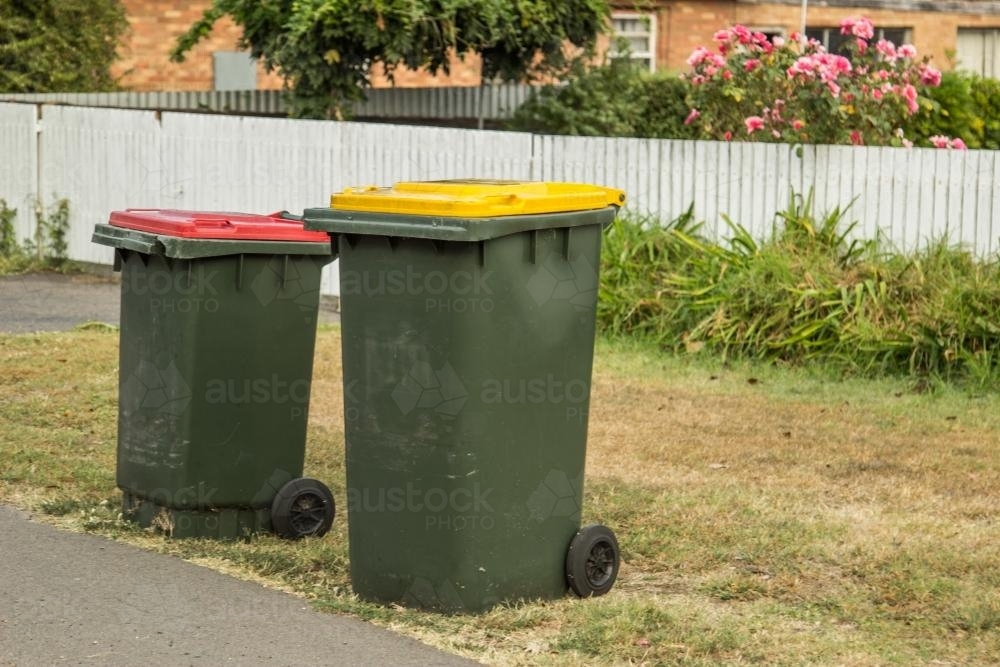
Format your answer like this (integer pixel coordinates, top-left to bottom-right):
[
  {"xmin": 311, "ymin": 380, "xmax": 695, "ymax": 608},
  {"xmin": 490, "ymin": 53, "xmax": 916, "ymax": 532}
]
[{"xmin": 329, "ymin": 180, "xmax": 626, "ymax": 218}]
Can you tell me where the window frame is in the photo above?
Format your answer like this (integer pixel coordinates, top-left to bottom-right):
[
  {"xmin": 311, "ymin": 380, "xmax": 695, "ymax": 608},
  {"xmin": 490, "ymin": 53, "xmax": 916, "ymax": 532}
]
[
  {"xmin": 956, "ymin": 28, "xmax": 1000, "ymax": 78},
  {"xmin": 806, "ymin": 26, "xmax": 913, "ymax": 55},
  {"xmin": 610, "ymin": 11, "xmax": 657, "ymax": 73},
  {"xmin": 749, "ymin": 27, "xmax": 786, "ymax": 44}
]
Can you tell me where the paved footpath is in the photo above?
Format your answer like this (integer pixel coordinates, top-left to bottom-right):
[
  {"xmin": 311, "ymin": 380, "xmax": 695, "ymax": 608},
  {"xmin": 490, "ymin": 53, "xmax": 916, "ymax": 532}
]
[
  {"xmin": 0, "ymin": 507, "xmax": 476, "ymax": 666},
  {"xmin": 0, "ymin": 271, "xmax": 339, "ymax": 334},
  {"xmin": 0, "ymin": 273, "xmax": 468, "ymax": 666}
]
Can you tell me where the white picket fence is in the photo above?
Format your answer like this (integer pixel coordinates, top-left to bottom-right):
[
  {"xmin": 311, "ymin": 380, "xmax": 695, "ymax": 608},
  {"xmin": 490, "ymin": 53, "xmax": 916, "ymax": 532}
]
[{"xmin": 2, "ymin": 101, "xmax": 998, "ymax": 296}]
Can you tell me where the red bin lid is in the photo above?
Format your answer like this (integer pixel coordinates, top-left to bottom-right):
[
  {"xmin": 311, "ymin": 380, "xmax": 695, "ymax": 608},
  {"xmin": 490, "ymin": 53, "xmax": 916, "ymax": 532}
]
[{"xmin": 109, "ymin": 209, "xmax": 330, "ymax": 243}]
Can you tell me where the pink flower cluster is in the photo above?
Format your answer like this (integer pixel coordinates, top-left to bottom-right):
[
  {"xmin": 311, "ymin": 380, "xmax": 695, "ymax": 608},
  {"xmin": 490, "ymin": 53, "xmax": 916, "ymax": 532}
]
[
  {"xmin": 840, "ymin": 16, "xmax": 874, "ymax": 40},
  {"xmin": 929, "ymin": 135, "xmax": 969, "ymax": 150},
  {"xmin": 713, "ymin": 25, "xmax": 775, "ymax": 53},
  {"xmin": 684, "ymin": 15, "xmax": 962, "ymax": 149},
  {"xmin": 786, "ymin": 52, "xmax": 852, "ymax": 97}
]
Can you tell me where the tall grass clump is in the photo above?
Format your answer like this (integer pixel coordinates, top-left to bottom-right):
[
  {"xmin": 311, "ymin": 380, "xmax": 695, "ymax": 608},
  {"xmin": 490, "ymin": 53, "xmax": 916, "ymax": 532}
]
[{"xmin": 600, "ymin": 192, "xmax": 1000, "ymax": 387}]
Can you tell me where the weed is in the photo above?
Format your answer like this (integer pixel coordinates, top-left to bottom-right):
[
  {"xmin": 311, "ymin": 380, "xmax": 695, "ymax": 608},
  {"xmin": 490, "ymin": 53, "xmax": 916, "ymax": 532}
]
[{"xmin": 600, "ymin": 190, "xmax": 1000, "ymax": 388}]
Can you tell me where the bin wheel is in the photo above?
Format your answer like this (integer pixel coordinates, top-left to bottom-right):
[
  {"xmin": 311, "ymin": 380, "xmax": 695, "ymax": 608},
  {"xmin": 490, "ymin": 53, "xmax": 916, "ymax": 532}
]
[
  {"xmin": 271, "ymin": 478, "xmax": 335, "ymax": 539},
  {"xmin": 566, "ymin": 524, "xmax": 620, "ymax": 597}
]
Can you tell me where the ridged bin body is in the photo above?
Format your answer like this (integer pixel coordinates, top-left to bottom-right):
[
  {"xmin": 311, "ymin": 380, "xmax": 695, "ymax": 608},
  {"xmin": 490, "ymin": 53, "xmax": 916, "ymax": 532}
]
[
  {"xmin": 93, "ymin": 223, "xmax": 332, "ymax": 538},
  {"xmin": 304, "ymin": 206, "xmax": 616, "ymax": 611}
]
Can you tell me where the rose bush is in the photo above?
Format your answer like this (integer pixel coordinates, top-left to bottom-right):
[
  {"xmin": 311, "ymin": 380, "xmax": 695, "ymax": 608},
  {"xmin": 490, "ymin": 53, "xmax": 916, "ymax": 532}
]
[{"xmin": 683, "ymin": 17, "xmax": 965, "ymax": 148}]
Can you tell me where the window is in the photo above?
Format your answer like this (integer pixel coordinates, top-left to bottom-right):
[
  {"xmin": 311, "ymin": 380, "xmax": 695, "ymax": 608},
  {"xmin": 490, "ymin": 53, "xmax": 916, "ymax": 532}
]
[
  {"xmin": 750, "ymin": 28, "xmax": 786, "ymax": 44},
  {"xmin": 610, "ymin": 12, "xmax": 656, "ymax": 72},
  {"xmin": 957, "ymin": 29, "xmax": 1000, "ymax": 78},
  {"xmin": 806, "ymin": 26, "xmax": 911, "ymax": 55},
  {"xmin": 213, "ymin": 51, "xmax": 258, "ymax": 91}
]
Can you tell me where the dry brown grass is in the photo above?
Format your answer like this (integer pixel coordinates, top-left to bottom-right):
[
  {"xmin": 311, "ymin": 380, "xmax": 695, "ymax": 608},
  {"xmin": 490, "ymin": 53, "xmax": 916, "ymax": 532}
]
[{"xmin": 2, "ymin": 328, "xmax": 1000, "ymax": 665}]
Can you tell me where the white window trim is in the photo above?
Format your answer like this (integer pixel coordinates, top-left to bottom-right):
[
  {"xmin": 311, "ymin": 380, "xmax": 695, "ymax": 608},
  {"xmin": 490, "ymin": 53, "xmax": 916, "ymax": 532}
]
[
  {"xmin": 611, "ymin": 11, "xmax": 656, "ymax": 73},
  {"xmin": 957, "ymin": 28, "xmax": 1000, "ymax": 78}
]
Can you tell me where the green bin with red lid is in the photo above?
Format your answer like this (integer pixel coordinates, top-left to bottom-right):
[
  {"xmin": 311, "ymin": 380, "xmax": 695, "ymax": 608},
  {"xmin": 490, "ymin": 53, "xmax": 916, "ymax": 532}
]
[{"xmin": 92, "ymin": 210, "xmax": 336, "ymax": 539}]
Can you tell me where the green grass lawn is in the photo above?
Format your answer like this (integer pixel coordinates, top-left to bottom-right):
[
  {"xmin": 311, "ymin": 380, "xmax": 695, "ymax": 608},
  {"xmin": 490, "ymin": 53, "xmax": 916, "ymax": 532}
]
[{"xmin": 2, "ymin": 327, "xmax": 999, "ymax": 665}]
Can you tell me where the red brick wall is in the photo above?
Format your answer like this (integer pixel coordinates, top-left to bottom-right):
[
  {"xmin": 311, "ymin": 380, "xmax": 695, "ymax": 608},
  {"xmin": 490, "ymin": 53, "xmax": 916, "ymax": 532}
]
[
  {"xmin": 116, "ymin": 1, "xmax": 1000, "ymax": 92},
  {"xmin": 114, "ymin": 0, "xmax": 482, "ymax": 91},
  {"xmin": 113, "ymin": 0, "xmax": 282, "ymax": 91}
]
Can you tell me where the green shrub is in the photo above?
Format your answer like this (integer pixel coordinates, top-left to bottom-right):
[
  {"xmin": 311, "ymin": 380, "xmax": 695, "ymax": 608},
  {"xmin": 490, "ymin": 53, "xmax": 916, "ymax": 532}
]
[
  {"xmin": 0, "ymin": 199, "xmax": 17, "ymax": 257},
  {"xmin": 508, "ymin": 59, "xmax": 694, "ymax": 139},
  {"xmin": 905, "ymin": 71, "xmax": 983, "ymax": 148},
  {"xmin": 0, "ymin": 197, "xmax": 73, "ymax": 274},
  {"xmin": 906, "ymin": 71, "xmax": 1000, "ymax": 150},
  {"xmin": 969, "ymin": 76, "xmax": 1000, "ymax": 150},
  {"xmin": 600, "ymin": 195, "xmax": 1000, "ymax": 388}
]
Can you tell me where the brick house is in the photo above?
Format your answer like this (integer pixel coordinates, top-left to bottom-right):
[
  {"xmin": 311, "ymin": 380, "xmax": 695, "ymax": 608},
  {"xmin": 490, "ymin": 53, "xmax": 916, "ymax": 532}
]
[
  {"xmin": 113, "ymin": 0, "xmax": 483, "ymax": 90},
  {"xmin": 115, "ymin": 0, "xmax": 1000, "ymax": 92},
  {"xmin": 618, "ymin": 1, "xmax": 1000, "ymax": 76}
]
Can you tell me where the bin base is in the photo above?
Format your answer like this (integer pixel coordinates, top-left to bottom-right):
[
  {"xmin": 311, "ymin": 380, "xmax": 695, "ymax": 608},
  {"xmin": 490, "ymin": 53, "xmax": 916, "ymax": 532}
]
[{"xmin": 122, "ymin": 492, "xmax": 270, "ymax": 540}]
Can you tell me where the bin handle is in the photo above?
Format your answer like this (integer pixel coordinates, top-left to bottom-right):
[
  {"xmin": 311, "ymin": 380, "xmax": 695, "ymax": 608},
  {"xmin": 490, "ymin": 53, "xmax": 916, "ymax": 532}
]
[{"xmin": 113, "ymin": 236, "xmax": 161, "ymax": 254}]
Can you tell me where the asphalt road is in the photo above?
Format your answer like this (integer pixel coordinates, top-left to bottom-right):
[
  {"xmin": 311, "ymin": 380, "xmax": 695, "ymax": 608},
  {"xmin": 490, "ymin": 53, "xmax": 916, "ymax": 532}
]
[
  {"xmin": 0, "ymin": 508, "xmax": 475, "ymax": 667},
  {"xmin": 0, "ymin": 271, "xmax": 340, "ymax": 334}
]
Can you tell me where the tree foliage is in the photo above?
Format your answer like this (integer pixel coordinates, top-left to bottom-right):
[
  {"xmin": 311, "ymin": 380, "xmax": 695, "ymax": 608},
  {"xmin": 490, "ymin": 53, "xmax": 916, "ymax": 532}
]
[
  {"xmin": 508, "ymin": 58, "xmax": 695, "ymax": 139},
  {"xmin": 171, "ymin": 0, "xmax": 610, "ymax": 118},
  {"xmin": 0, "ymin": 0, "xmax": 127, "ymax": 93}
]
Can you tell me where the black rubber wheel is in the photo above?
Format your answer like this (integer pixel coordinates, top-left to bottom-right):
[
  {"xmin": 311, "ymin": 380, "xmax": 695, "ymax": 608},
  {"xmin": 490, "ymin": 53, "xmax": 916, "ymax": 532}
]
[
  {"xmin": 270, "ymin": 477, "xmax": 335, "ymax": 539},
  {"xmin": 566, "ymin": 524, "xmax": 620, "ymax": 597}
]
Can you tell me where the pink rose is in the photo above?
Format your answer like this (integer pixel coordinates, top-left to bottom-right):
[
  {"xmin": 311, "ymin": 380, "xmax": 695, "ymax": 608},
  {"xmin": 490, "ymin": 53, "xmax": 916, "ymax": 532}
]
[
  {"xmin": 951, "ymin": 138, "xmax": 968, "ymax": 150},
  {"xmin": 687, "ymin": 47, "xmax": 711, "ymax": 67},
  {"xmin": 744, "ymin": 59, "xmax": 761, "ymax": 72},
  {"xmin": 840, "ymin": 17, "xmax": 874, "ymax": 40},
  {"xmin": 875, "ymin": 39, "xmax": 897, "ymax": 60},
  {"xmin": 929, "ymin": 135, "xmax": 949, "ymax": 148},
  {"xmin": 920, "ymin": 65, "xmax": 942, "ymax": 87},
  {"xmin": 898, "ymin": 44, "xmax": 917, "ymax": 58},
  {"xmin": 684, "ymin": 109, "xmax": 701, "ymax": 126},
  {"xmin": 745, "ymin": 116, "xmax": 765, "ymax": 134},
  {"xmin": 902, "ymin": 83, "xmax": 918, "ymax": 113}
]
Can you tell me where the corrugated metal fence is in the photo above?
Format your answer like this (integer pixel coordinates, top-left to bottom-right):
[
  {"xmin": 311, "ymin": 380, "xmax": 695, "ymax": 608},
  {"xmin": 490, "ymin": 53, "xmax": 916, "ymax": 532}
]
[
  {"xmin": 2, "ymin": 101, "xmax": 998, "ymax": 297},
  {"xmin": 0, "ymin": 85, "xmax": 536, "ymax": 120}
]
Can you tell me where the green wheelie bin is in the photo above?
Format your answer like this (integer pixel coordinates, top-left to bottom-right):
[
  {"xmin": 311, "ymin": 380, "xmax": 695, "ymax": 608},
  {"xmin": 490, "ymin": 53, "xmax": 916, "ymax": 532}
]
[
  {"xmin": 92, "ymin": 210, "xmax": 336, "ymax": 540},
  {"xmin": 303, "ymin": 180, "xmax": 624, "ymax": 612}
]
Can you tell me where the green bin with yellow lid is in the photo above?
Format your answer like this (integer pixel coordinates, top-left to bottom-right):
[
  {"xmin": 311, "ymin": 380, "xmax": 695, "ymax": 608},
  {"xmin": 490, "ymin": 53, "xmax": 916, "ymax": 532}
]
[{"xmin": 304, "ymin": 180, "xmax": 624, "ymax": 611}]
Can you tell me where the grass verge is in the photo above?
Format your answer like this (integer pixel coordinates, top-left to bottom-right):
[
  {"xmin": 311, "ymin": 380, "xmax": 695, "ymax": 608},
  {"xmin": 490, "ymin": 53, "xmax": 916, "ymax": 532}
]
[{"xmin": 1, "ymin": 328, "xmax": 999, "ymax": 665}]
